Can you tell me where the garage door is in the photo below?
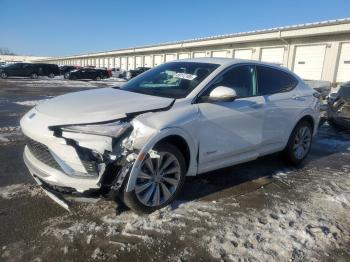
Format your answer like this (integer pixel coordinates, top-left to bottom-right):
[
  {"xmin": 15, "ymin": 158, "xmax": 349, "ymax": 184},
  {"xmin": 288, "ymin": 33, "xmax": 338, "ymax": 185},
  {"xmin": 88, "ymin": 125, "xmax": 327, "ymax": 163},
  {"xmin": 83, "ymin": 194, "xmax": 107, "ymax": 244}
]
[
  {"xmin": 193, "ymin": 52, "xmax": 206, "ymax": 58},
  {"xmin": 128, "ymin": 57, "xmax": 135, "ymax": 70},
  {"xmin": 120, "ymin": 57, "xmax": 127, "ymax": 70},
  {"xmin": 144, "ymin": 56, "xmax": 151, "ymax": 67},
  {"xmin": 115, "ymin": 57, "xmax": 120, "ymax": 68},
  {"xmin": 234, "ymin": 49, "xmax": 253, "ymax": 60},
  {"xmin": 336, "ymin": 43, "xmax": 350, "ymax": 83},
  {"xmin": 261, "ymin": 47, "xmax": 285, "ymax": 64},
  {"xmin": 154, "ymin": 55, "xmax": 163, "ymax": 66},
  {"xmin": 178, "ymin": 53, "xmax": 190, "ymax": 59},
  {"xmin": 104, "ymin": 58, "xmax": 108, "ymax": 68},
  {"xmin": 135, "ymin": 56, "xmax": 143, "ymax": 68},
  {"xmin": 212, "ymin": 50, "xmax": 228, "ymax": 58},
  {"xmin": 165, "ymin": 54, "xmax": 176, "ymax": 62},
  {"xmin": 109, "ymin": 58, "xmax": 114, "ymax": 68},
  {"xmin": 293, "ymin": 45, "xmax": 326, "ymax": 80}
]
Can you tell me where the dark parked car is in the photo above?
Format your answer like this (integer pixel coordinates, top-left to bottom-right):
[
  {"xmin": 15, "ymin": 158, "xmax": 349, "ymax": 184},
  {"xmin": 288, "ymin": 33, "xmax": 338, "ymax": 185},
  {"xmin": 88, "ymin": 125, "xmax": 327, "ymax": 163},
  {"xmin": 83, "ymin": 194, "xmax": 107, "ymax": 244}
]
[
  {"xmin": 0, "ymin": 63, "xmax": 59, "ymax": 79},
  {"xmin": 327, "ymin": 81, "xmax": 350, "ymax": 129},
  {"xmin": 59, "ymin": 65, "xmax": 79, "ymax": 76},
  {"xmin": 67, "ymin": 68, "xmax": 110, "ymax": 80},
  {"xmin": 126, "ymin": 67, "xmax": 151, "ymax": 79}
]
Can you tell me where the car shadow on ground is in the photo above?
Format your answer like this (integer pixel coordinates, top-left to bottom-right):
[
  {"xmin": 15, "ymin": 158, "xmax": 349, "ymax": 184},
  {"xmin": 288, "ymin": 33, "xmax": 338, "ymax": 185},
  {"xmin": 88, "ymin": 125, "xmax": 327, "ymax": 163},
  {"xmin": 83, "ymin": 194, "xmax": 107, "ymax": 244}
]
[{"xmin": 175, "ymin": 126, "xmax": 350, "ymax": 205}]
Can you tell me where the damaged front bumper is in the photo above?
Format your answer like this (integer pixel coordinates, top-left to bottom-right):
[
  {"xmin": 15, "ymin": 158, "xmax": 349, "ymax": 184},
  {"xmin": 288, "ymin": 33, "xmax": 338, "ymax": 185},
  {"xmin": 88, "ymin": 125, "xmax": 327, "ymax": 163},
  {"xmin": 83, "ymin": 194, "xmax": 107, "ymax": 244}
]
[
  {"xmin": 22, "ymin": 119, "xmax": 145, "ymax": 210},
  {"xmin": 24, "ymin": 146, "xmax": 104, "ymax": 210}
]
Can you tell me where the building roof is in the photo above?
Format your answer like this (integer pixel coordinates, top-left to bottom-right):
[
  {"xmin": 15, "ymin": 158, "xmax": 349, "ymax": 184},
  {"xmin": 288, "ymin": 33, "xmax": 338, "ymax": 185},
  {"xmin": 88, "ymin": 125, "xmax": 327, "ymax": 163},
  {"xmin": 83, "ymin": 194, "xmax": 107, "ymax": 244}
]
[{"xmin": 39, "ymin": 17, "xmax": 350, "ymax": 60}]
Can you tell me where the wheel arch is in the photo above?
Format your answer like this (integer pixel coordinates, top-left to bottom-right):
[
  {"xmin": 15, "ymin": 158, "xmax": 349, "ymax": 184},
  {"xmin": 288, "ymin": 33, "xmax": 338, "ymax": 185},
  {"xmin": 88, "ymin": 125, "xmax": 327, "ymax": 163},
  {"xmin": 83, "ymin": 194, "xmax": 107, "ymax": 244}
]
[
  {"xmin": 125, "ymin": 127, "xmax": 197, "ymax": 192},
  {"xmin": 154, "ymin": 135, "xmax": 191, "ymax": 173}
]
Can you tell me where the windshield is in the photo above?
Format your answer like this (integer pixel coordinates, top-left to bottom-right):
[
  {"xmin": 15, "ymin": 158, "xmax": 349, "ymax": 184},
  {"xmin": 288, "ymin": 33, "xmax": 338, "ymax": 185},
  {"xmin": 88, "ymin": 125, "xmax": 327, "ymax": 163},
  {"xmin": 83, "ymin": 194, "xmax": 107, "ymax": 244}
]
[{"xmin": 121, "ymin": 62, "xmax": 219, "ymax": 98}]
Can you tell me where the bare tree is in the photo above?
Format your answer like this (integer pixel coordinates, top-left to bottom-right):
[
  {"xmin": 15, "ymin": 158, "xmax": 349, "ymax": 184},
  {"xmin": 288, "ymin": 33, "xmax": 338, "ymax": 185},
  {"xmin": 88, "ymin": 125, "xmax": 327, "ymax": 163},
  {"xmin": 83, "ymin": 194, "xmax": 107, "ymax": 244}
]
[{"xmin": 0, "ymin": 47, "xmax": 16, "ymax": 55}]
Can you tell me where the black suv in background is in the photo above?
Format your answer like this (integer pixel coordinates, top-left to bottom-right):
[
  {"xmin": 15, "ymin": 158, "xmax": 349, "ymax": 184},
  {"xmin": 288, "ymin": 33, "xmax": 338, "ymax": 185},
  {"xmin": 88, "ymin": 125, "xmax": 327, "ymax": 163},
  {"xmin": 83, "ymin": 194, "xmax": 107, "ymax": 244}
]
[
  {"xmin": 0, "ymin": 63, "xmax": 60, "ymax": 79},
  {"xmin": 127, "ymin": 67, "xmax": 151, "ymax": 79},
  {"xmin": 67, "ymin": 68, "xmax": 110, "ymax": 80}
]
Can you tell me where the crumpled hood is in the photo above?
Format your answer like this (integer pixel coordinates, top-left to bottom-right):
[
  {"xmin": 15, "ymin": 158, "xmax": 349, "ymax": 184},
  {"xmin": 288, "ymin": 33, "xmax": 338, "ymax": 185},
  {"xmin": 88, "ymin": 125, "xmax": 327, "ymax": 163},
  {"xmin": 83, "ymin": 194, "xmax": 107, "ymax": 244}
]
[{"xmin": 35, "ymin": 88, "xmax": 174, "ymax": 125}]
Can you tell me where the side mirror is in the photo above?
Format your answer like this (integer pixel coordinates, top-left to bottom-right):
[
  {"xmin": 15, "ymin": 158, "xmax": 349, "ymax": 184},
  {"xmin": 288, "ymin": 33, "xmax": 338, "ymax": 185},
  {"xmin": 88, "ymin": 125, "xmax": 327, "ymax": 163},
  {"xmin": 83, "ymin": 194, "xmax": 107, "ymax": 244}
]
[{"xmin": 208, "ymin": 86, "xmax": 237, "ymax": 102}]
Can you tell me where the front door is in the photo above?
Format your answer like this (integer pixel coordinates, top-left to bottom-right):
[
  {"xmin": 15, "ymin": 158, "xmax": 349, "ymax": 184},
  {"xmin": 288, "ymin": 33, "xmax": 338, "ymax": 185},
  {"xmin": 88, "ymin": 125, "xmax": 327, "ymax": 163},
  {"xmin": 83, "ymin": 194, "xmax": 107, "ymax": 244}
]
[{"xmin": 197, "ymin": 65, "xmax": 265, "ymax": 173}]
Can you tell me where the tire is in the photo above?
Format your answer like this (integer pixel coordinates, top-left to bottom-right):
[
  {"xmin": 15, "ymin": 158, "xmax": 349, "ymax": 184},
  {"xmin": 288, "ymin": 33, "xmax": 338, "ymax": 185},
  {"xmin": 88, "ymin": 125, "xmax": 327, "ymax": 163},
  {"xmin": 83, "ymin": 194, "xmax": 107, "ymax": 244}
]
[
  {"xmin": 0, "ymin": 72, "xmax": 7, "ymax": 79},
  {"xmin": 121, "ymin": 143, "xmax": 186, "ymax": 214},
  {"xmin": 48, "ymin": 73, "xmax": 55, "ymax": 78},
  {"xmin": 95, "ymin": 76, "xmax": 101, "ymax": 81},
  {"xmin": 64, "ymin": 73, "xmax": 69, "ymax": 79},
  {"xmin": 283, "ymin": 120, "xmax": 313, "ymax": 165},
  {"xmin": 31, "ymin": 73, "xmax": 38, "ymax": 79}
]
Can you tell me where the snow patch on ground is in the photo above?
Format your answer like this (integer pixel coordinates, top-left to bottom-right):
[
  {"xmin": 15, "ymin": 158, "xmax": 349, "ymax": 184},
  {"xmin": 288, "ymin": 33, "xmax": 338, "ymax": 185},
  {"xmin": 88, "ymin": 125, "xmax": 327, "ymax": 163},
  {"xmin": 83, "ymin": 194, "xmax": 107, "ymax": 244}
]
[
  {"xmin": 0, "ymin": 126, "xmax": 23, "ymax": 144},
  {"xmin": 42, "ymin": 161, "xmax": 350, "ymax": 261},
  {"xmin": 0, "ymin": 184, "xmax": 44, "ymax": 199},
  {"xmin": 14, "ymin": 99, "xmax": 48, "ymax": 106}
]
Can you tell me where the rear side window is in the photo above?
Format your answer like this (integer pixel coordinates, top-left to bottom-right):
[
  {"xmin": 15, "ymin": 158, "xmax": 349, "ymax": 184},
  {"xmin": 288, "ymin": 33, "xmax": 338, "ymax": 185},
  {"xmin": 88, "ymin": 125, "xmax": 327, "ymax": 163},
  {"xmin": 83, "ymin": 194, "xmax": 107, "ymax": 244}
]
[{"xmin": 257, "ymin": 66, "xmax": 298, "ymax": 95}]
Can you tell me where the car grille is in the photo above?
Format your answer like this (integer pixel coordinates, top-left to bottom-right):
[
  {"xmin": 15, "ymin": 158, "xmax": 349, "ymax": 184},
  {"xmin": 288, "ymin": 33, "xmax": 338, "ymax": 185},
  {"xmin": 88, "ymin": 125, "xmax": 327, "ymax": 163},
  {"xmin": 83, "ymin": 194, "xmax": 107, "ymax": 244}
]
[{"xmin": 26, "ymin": 137, "xmax": 62, "ymax": 171}]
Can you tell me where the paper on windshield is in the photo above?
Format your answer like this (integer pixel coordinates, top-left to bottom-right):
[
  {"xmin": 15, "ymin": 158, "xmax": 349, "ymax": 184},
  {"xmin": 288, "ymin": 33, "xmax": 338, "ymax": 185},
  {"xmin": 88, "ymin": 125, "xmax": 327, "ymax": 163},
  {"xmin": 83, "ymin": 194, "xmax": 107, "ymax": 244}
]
[{"xmin": 174, "ymin": 73, "xmax": 197, "ymax": 81}]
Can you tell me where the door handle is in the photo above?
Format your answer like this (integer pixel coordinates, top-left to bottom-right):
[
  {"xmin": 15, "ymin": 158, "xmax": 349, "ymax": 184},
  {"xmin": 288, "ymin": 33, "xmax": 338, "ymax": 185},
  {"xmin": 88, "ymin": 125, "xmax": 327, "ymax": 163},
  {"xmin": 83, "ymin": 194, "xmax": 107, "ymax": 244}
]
[
  {"xmin": 292, "ymin": 95, "xmax": 306, "ymax": 101},
  {"xmin": 250, "ymin": 102, "xmax": 264, "ymax": 109}
]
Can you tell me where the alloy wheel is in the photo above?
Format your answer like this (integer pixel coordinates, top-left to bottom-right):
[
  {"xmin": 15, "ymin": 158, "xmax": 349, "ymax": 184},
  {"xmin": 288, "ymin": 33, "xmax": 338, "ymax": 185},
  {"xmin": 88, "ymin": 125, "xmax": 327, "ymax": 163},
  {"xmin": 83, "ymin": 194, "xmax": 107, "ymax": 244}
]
[
  {"xmin": 293, "ymin": 126, "xmax": 312, "ymax": 160},
  {"xmin": 135, "ymin": 152, "xmax": 181, "ymax": 207}
]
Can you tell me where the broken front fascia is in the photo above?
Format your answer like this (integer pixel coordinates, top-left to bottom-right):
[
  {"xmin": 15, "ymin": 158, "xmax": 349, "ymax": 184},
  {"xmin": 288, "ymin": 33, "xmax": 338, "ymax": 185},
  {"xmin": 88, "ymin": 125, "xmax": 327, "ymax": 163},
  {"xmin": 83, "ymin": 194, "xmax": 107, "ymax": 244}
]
[{"xmin": 49, "ymin": 118, "xmax": 158, "ymax": 192}]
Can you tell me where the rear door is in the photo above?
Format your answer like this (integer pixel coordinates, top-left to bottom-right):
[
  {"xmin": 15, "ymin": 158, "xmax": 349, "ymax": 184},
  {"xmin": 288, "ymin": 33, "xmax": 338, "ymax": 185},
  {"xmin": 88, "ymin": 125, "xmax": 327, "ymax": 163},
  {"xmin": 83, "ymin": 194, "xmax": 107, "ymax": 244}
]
[
  {"xmin": 256, "ymin": 65, "xmax": 301, "ymax": 152},
  {"xmin": 21, "ymin": 64, "xmax": 34, "ymax": 77}
]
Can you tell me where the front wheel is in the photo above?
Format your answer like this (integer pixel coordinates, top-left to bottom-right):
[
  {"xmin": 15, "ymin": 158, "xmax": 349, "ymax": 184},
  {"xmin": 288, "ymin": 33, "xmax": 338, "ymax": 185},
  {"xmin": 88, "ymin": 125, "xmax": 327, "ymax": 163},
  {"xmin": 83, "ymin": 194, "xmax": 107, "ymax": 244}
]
[
  {"xmin": 284, "ymin": 120, "xmax": 313, "ymax": 165},
  {"xmin": 122, "ymin": 143, "xmax": 186, "ymax": 214},
  {"xmin": 48, "ymin": 73, "xmax": 55, "ymax": 78},
  {"xmin": 0, "ymin": 72, "xmax": 7, "ymax": 79},
  {"xmin": 31, "ymin": 73, "xmax": 38, "ymax": 79}
]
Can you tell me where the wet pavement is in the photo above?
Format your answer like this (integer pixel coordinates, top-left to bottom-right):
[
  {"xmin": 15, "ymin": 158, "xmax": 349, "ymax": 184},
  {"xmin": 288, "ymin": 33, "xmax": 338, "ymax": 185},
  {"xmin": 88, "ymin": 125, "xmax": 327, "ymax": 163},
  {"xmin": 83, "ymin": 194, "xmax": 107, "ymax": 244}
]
[{"xmin": 0, "ymin": 77, "xmax": 349, "ymax": 261}]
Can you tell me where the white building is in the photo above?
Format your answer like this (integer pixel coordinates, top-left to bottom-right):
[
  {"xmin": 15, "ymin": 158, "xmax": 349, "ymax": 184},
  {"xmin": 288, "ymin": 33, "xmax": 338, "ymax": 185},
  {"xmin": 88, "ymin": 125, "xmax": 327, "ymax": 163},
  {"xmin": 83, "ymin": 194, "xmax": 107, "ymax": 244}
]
[
  {"xmin": 0, "ymin": 55, "xmax": 50, "ymax": 63},
  {"xmin": 36, "ymin": 18, "xmax": 350, "ymax": 84}
]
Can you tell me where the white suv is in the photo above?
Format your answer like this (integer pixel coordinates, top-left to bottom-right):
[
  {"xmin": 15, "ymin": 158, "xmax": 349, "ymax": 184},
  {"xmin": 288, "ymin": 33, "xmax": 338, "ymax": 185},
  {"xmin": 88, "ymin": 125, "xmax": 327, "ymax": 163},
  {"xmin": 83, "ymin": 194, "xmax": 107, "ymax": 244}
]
[{"xmin": 21, "ymin": 58, "xmax": 320, "ymax": 213}]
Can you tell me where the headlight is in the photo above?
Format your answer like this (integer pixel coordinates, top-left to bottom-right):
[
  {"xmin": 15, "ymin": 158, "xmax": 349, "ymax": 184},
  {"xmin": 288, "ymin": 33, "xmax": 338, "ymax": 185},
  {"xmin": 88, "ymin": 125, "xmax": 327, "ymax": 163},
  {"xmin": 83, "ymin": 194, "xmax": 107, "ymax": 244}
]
[{"xmin": 61, "ymin": 120, "xmax": 132, "ymax": 138}]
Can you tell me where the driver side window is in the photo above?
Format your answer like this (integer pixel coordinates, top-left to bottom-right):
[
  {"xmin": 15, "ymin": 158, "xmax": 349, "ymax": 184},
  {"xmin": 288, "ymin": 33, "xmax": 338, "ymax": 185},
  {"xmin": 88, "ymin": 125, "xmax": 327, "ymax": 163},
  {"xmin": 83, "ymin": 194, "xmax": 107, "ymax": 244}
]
[{"xmin": 208, "ymin": 65, "xmax": 257, "ymax": 98}]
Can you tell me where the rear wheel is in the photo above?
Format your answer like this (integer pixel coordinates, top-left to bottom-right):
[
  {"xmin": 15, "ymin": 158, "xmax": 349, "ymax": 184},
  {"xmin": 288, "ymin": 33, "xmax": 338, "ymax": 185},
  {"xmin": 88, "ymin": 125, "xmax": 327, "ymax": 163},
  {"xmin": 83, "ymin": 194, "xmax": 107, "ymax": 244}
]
[
  {"xmin": 31, "ymin": 73, "xmax": 38, "ymax": 79},
  {"xmin": 95, "ymin": 76, "xmax": 101, "ymax": 81},
  {"xmin": 284, "ymin": 120, "xmax": 313, "ymax": 165},
  {"xmin": 0, "ymin": 72, "xmax": 7, "ymax": 79},
  {"xmin": 122, "ymin": 143, "xmax": 186, "ymax": 214}
]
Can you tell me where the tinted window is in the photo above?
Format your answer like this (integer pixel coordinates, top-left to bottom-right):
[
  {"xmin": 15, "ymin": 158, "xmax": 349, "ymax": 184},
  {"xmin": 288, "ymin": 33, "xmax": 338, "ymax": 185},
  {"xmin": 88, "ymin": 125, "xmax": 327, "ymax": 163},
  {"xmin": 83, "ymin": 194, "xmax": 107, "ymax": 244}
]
[
  {"xmin": 204, "ymin": 65, "xmax": 257, "ymax": 98},
  {"xmin": 257, "ymin": 66, "xmax": 298, "ymax": 95},
  {"xmin": 121, "ymin": 62, "xmax": 219, "ymax": 99}
]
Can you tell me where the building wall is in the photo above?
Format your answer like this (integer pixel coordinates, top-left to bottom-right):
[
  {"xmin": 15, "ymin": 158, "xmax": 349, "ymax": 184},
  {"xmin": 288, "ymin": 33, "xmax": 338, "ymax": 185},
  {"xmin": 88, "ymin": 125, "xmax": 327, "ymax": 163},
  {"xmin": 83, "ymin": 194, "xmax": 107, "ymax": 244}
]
[
  {"xmin": 0, "ymin": 55, "xmax": 50, "ymax": 63},
  {"xmin": 35, "ymin": 20, "xmax": 350, "ymax": 84}
]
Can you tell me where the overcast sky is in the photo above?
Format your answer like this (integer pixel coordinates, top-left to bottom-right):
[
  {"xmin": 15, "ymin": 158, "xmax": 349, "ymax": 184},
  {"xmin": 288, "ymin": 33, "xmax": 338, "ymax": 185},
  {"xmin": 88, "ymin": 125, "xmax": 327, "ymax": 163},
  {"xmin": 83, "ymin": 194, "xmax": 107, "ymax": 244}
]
[{"xmin": 2, "ymin": 0, "xmax": 350, "ymax": 57}]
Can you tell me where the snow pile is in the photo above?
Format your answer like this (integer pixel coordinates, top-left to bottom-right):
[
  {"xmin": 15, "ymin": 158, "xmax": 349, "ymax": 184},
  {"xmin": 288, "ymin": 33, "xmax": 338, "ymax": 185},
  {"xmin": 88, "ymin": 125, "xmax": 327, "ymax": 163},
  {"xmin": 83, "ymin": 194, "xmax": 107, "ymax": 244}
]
[
  {"xmin": 0, "ymin": 184, "xmax": 44, "ymax": 199},
  {"xmin": 0, "ymin": 184, "xmax": 27, "ymax": 199},
  {"xmin": 0, "ymin": 126, "xmax": 23, "ymax": 144}
]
